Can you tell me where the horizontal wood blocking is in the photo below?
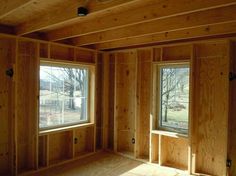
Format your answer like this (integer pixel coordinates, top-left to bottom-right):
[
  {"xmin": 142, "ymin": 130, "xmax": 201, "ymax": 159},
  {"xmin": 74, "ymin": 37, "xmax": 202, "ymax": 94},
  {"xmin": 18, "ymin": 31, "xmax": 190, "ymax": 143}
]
[
  {"xmin": 45, "ymin": 0, "xmax": 236, "ymax": 41},
  {"xmin": 96, "ymin": 21, "xmax": 236, "ymax": 50},
  {"xmin": 16, "ymin": 0, "xmax": 139, "ymax": 36},
  {"xmin": 39, "ymin": 42, "xmax": 96, "ymax": 64},
  {"xmin": 72, "ymin": 5, "xmax": 236, "ymax": 46}
]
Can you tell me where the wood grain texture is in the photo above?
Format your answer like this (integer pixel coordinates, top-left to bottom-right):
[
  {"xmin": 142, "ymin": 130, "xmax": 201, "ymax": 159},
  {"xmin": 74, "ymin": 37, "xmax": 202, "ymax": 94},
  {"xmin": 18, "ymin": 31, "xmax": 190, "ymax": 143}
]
[
  {"xmin": 28, "ymin": 152, "xmax": 189, "ymax": 176},
  {"xmin": 108, "ymin": 54, "xmax": 115, "ymax": 150},
  {"xmin": 161, "ymin": 136, "xmax": 188, "ymax": 170},
  {"xmin": 49, "ymin": 131, "xmax": 73, "ymax": 165},
  {"xmin": 150, "ymin": 134, "xmax": 159, "ymax": 163},
  {"xmin": 73, "ymin": 5, "xmax": 236, "ymax": 46},
  {"xmin": 153, "ymin": 48, "xmax": 162, "ymax": 62},
  {"xmin": 47, "ymin": 0, "xmax": 236, "ymax": 41},
  {"xmin": 0, "ymin": 37, "xmax": 15, "ymax": 175},
  {"xmin": 38, "ymin": 135, "xmax": 48, "ymax": 167},
  {"xmin": 101, "ymin": 54, "xmax": 107, "ymax": 150},
  {"xmin": 162, "ymin": 45, "xmax": 191, "ymax": 61},
  {"xmin": 115, "ymin": 51, "xmax": 137, "ymax": 155},
  {"xmin": 229, "ymin": 41, "xmax": 236, "ymax": 176},
  {"xmin": 0, "ymin": 0, "xmax": 65, "ymax": 25},
  {"xmin": 16, "ymin": 0, "xmax": 139, "ymax": 35},
  {"xmin": 136, "ymin": 49, "xmax": 152, "ymax": 159},
  {"xmin": 0, "ymin": 0, "xmax": 32, "ymax": 19},
  {"xmin": 96, "ymin": 53, "xmax": 103, "ymax": 150},
  {"xmin": 74, "ymin": 127, "xmax": 94, "ymax": 157},
  {"xmin": 50, "ymin": 44, "xmax": 74, "ymax": 61},
  {"xmin": 96, "ymin": 21, "xmax": 236, "ymax": 50},
  {"xmin": 75, "ymin": 49, "xmax": 95, "ymax": 63},
  {"xmin": 193, "ymin": 42, "xmax": 229, "ymax": 176},
  {"xmin": 0, "ymin": 34, "xmax": 99, "ymax": 175},
  {"xmin": 16, "ymin": 39, "xmax": 38, "ymax": 173}
]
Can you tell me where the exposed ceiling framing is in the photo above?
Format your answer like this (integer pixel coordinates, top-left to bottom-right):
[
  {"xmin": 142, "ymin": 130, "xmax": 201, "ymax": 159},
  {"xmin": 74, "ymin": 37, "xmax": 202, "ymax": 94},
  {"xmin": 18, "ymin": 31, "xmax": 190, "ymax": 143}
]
[
  {"xmin": 0, "ymin": 0, "xmax": 236, "ymax": 50},
  {"xmin": 0, "ymin": 0, "xmax": 33, "ymax": 19}
]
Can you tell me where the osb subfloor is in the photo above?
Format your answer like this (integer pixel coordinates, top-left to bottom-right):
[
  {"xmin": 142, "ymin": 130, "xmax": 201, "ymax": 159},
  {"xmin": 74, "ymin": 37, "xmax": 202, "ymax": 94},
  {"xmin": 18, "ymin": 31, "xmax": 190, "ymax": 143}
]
[{"xmin": 31, "ymin": 152, "xmax": 189, "ymax": 176}]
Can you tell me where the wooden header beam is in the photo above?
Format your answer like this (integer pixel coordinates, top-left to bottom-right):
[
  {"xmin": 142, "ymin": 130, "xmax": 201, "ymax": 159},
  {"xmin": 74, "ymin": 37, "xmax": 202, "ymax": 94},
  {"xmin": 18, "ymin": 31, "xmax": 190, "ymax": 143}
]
[
  {"xmin": 72, "ymin": 5, "xmax": 236, "ymax": 46},
  {"xmin": 16, "ymin": 0, "xmax": 139, "ymax": 36},
  {"xmin": 0, "ymin": 0, "xmax": 32, "ymax": 19},
  {"xmin": 46, "ymin": 0, "xmax": 236, "ymax": 41},
  {"xmin": 96, "ymin": 21, "xmax": 236, "ymax": 50}
]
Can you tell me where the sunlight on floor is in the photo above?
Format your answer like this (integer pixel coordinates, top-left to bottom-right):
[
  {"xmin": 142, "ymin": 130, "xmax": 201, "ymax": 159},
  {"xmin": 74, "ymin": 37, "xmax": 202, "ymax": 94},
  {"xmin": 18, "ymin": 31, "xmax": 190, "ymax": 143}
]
[{"xmin": 31, "ymin": 152, "xmax": 189, "ymax": 176}]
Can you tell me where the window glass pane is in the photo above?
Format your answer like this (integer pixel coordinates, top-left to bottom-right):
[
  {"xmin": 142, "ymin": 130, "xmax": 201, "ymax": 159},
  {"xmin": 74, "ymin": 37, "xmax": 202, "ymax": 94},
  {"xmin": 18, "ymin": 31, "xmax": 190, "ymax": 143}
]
[
  {"xmin": 40, "ymin": 65, "xmax": 88, "ymax": 129},
  {"xmin": 159, "ymin": 66, "xmax": 189, "ymax": 133}
]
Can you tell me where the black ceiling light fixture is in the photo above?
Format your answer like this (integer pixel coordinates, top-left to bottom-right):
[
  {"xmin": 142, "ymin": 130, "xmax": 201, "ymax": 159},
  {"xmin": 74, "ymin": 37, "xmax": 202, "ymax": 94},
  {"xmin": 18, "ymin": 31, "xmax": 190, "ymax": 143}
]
[{"xmin": 77, "ymin": 6, "xmax": 88, "ymax": 16}]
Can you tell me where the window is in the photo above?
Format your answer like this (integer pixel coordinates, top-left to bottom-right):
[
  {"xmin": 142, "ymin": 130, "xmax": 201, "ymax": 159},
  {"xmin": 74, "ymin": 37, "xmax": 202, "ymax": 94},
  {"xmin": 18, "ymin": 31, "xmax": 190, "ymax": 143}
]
[
  {"xmin": 39, "ymin": 63, "xmax": 89, "ymax": 129},
  {"xmin": 158, "ymin": 64, "xmax": 190, "ymax": 134}
]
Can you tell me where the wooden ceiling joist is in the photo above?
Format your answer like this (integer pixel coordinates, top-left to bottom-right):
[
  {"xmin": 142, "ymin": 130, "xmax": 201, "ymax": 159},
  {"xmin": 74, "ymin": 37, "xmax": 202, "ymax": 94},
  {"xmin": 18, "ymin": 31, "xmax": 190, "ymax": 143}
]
[
  {"xmin": 96, "ymin": 21, "xmax": 236, "ymax": 50},
  {"xmin": 46, "ymin": 0, "xmax": 236, "ymax": 41},
  {"xmin": 16, "ymin": 0, "xmax": 139, "ymax": 36},
  {"xmin": 0, "ymin": 0, "xmax": 32, "ymax": 19},
  {"xmin": 72, "ymin": 5, "xmax": 236, "ymax": 46}
]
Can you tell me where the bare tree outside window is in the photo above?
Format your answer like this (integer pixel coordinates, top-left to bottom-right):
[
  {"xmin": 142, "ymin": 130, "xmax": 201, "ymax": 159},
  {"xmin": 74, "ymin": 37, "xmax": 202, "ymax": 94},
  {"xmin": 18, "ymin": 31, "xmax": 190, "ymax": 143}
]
[
  {"xmin": 40, "ymin": 65, "xmax": 88, "ymax": 129},
  {"xmin": 159, "ymin": 65, "xmax": 189, "ymax": 133}
]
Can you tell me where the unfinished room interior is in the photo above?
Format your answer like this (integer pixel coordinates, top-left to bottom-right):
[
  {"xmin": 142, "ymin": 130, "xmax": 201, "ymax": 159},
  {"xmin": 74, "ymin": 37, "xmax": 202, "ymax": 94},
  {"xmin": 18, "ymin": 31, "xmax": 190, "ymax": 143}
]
[{"xmin": 1, "ymin": 0, "xmax": 236, "ymax": 176}]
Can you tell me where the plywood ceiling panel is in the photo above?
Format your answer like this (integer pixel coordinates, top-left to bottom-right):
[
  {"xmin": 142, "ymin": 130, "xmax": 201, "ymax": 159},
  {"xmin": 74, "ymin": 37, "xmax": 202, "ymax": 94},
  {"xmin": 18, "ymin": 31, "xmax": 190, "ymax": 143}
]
[
  {"xmin": 0, "ymin": 0, "xmax": 69, "ymax": 25},
  {"xmin": 0, "ymin": 0, "xmax": 236, "ymax": 50}
]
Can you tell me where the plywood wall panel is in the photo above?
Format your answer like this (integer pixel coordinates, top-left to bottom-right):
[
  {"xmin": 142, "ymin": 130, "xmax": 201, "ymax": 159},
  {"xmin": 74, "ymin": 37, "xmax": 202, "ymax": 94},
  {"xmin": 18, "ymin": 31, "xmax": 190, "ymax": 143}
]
[
  {"xmin": 75, "ymin": 49, "xmax": 95, "ymax": 63},
  {"xmin": 162, "ymin": 45, "xmax": 191, "ymax": 61},
  {"xmin": 229, "ymin": 41, "xmax": 236, "ymax": 176},
  {"xmin": 153, "ymin": 48, "xmax": 161, "ymax": 62},
  {"xmin": 74, "ymin": 127, "xmax": 94, "ymax": 157},
  {"xmin": 193, "ymin": 42, "xmax": 229, "ymax": 176},
  {"xmin": 115, "ymin": 51, "xmax": 137, "ymax": 155},
  {"xmin": 16, "ymin": 39, "xmax": 38, "ymax": 172},
  {"xmin": 0, "ymin": 34, "xmax": 100, "ymax": 175},
  {"xmin": 150, "ymin": 134, "xmax": 159, "ymax": 163},
  {"xmin": 50, "ymin": 44, "xmax": 74, "ymax": 61},
  {"xmin": 136, "ymin": 49, "xmax": 151, "ymax": 158},
  {"xmin": 49, "ymin": 131, "xmax": 73, "ymax": 164},
  {"xmin": 161, "ymin": 136, "xmax": 188, "ymax": 169},
  {"xmin": 38, "ymin": 135, "xmax": 48, "ymax": 167},
  {"xmin": 96, "ymin": 53, "xmax": 103, "ymax": 150},
  {"xmin": 0, "ymin": 38, "xmax": 11, "ymax": 175},
  {"xmin": 195, "ymin": 42, "xmax": 228, "ymax": 58},
  {"xmin": 0, "ymin": 36, "xmax": 16, "ymax": 175},
  {"xmin": 108, "ymin": 53, "xmax": 115, "ymax": 150},
  {"xmin": 117, "ymin": 131, "xmax": 135, "ymax": 154}
]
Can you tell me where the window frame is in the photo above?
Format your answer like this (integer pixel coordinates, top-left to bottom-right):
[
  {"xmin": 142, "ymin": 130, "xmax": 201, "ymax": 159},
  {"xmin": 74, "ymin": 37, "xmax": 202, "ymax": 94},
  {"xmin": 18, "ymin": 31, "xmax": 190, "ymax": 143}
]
[
  {"xmin": 39, "ymin": 61, "xmax": 92, "ymax": 131},
  {"xmin": 157, "ymin": 62, "xmax": 190, "ymax": 135}
]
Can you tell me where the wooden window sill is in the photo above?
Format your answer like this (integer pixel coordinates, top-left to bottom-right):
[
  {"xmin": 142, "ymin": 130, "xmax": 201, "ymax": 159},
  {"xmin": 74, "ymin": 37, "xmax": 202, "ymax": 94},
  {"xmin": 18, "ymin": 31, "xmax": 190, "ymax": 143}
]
[
  {"xmin": 39, "ymin": 123, "xmax": 94, "ymax": 136},
  {"xmin": 151, "ymin": 130, "xmax": 188, "ymax": 139}
]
